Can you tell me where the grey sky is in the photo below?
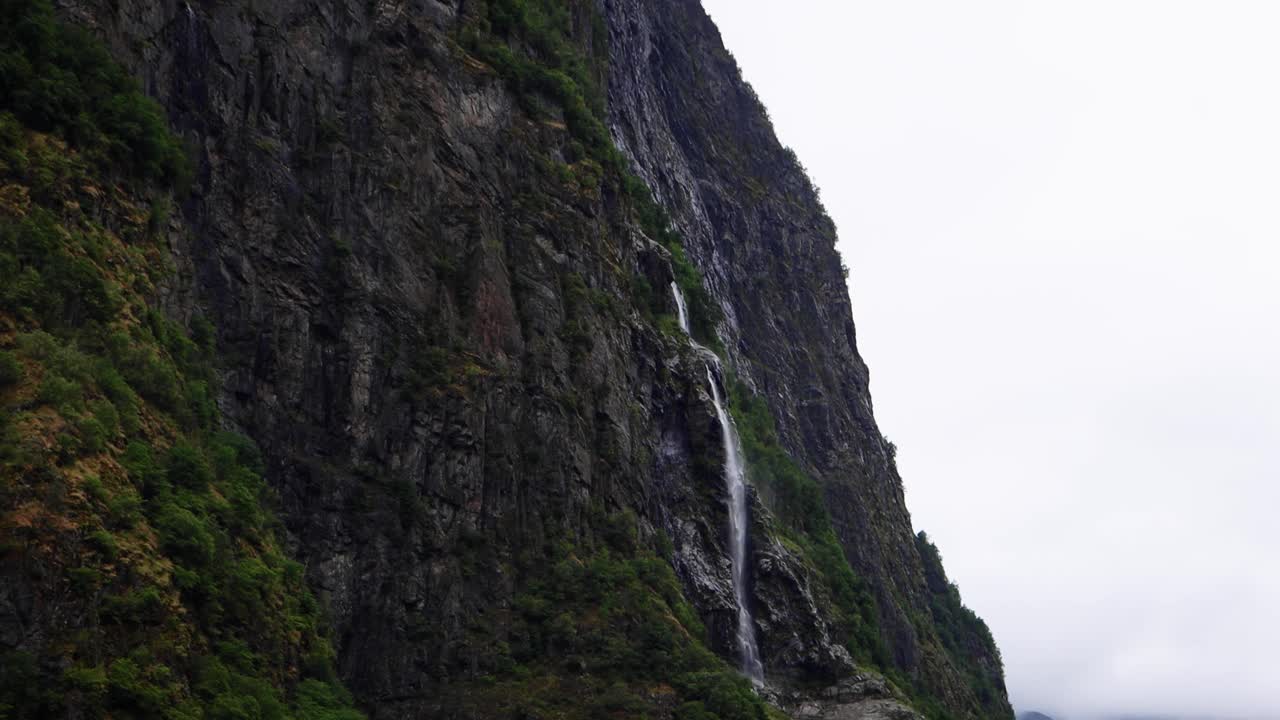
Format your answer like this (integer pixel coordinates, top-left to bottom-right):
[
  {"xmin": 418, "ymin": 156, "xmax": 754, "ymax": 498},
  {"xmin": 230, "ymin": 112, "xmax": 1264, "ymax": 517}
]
[{"xmin": 699, "ymin": 2, "xmax": 1280, "ymax": 718}]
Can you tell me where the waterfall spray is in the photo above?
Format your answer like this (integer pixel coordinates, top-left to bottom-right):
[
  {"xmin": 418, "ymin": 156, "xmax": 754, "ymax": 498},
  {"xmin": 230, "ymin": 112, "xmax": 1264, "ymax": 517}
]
[
  {"xmin": 671, "ymin": 282, "xmax": 765, "ymax": 684},
  {"xmin": 706, "ymin": 367, "xmax": 766, "ymax": 685},
  {"xmin": 671, "ymin": 281, "xmax": 691, "ymax": 335}
]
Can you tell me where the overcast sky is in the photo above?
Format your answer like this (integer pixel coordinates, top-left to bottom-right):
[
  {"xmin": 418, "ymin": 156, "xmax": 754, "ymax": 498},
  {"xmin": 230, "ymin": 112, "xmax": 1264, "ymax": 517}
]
[{"xmin": 700, "ymin": 2, "xmax": 1280, "ymax": 718}]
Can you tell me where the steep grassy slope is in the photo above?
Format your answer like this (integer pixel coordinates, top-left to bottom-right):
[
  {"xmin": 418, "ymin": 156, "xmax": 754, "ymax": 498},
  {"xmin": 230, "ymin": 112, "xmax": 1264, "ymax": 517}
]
[{"xmin": 0, "ymin": 2, "xmax": 361, "ymax": 717}]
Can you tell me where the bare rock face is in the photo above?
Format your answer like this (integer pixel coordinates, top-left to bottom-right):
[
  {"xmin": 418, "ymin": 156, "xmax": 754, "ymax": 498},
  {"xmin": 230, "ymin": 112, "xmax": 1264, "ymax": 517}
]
[
  {"xmin": 777, "ymin": 672, "xmax": 925, "ymax": 720},
  {"xmin": 750, "ymin": 493, "xmax": 857, "ymax": 682},
  {"xmin": 42, "ymin": 0, "xmax": 1012, "ymax": 717},
  {"xmin": 796, "ymin": 698, "xmax": 923, "ymax": 720},
  {"xmin": 601, "ymin": 0, "xmax": 1011, "ymax": 715}
]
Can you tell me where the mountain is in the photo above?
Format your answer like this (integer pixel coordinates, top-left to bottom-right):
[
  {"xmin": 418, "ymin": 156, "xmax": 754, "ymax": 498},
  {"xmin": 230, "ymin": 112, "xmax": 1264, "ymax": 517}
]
[
  {"xmin": 0, "ymin": 0, "xmax": 1011, "ymax": 718},
  {"xmin": 1020, "ymin": 712, "xmax": 1057, "ymax": 720}
]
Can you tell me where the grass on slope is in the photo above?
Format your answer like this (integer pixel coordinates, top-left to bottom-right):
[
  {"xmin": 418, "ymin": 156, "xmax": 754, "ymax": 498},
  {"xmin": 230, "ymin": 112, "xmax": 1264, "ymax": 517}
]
[
  {"xmin": 434, "ymin": 513, "xmax": 772, "ymax": 720},
  {"xmin": 0, "ymin": 1, "xmax": 363, "ymax": 717}
]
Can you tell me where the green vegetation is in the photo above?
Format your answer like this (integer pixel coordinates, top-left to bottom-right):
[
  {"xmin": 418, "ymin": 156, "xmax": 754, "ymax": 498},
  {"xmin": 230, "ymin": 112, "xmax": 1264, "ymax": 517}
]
[
  {"xmin": 631, "ymin": 185, "xmax": 725, "ymax": 349},
  {"xmin": 463, "ymin": 9, "xmax": 967, "ymax": 713},
  {"xmin": 439, "ymin": 512, "xmax": 770, "ymax": 720},
  {"xmin": 0, "ymin": 3, "xmax": 362, "ymax": 716},
  {"xmin": 728, "ymin": 384, "xmax": 1001, "ymax": 719},
  {"xmin": 0, "ymin": 350, "xmax": 20, "ymax": 386},
  {"xmin": 915, "ymin": 532, "xmax": 1005, "ymax": 709},
  {"xmin": 464, "ymin": 0, "xmax": 612, "ymax": 163},
  {"xmin": 558, "ymin": 271, "xmax": 596, "ymax": 359},
  {"xmin": 727, "ymin": 380, "xmax": 887, "ymax": 668},
  {"xmin": 403, "ymin": 341, "xmax": 492, "ymax": 402},
  {"xmin": 0, "ymin": 0, "xmax": 188, "ymax": 185},
  {"xmin": 0, "ymin": 2, "xmax": 1006, "ymax": 719},
  {"xmin": 461, "ymin": 0, "xmax": 724, "ymax": 347}
]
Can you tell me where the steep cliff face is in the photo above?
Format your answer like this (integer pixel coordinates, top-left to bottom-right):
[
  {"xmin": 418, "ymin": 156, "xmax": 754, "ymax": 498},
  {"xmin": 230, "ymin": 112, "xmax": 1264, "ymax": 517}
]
[
  {"xmin": 602, "ymin": 1, "xmax": 1009, "ymax": 715},
  {"xmin": 3, "ymin": 0, "xmax": 1010, "ymax": 717},
  {"xmin": 0, "ymin": 3, "xmax": 363, "ymax": 716}
]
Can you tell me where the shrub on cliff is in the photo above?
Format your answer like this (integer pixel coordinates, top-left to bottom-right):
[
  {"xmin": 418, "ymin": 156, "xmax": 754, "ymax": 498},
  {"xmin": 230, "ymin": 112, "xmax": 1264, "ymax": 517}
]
[
  {"xmin": 0, "ymin": 0, "xmax": 188, "ymax": 184},
  {"xmin": 0, "ymin": 5, "xmax": 363, "ymax": 717},
  {"xmin": 0, "ymin": 351, "xmax": 22, "ymax": 387}
]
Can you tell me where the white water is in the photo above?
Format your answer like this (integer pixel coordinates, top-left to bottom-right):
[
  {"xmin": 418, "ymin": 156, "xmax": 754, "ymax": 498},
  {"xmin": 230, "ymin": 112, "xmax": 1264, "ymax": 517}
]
[
  {"xmin": 671, "ymin": 281, "xmax": 765, "ymax": 685},
  {"xmin": 671, "ymin": 281, "xmax": 691, "ymax": 335},
  {"xmin": 706, "ymin": 367, "xmax": 766, "ymax": 685}
]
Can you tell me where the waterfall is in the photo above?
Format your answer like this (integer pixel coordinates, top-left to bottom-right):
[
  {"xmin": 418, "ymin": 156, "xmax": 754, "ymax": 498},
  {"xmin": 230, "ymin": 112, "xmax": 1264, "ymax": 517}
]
[
  {"xmin": 672, "ymin": 279, "xmax": 765, "ymax": 685},
  {"xmin": 670, "ymin": 281, "xmax": 691, "ymax": 335},
  {"xmin": 706, "ymin": 367, "xmax": 766, "ymax": 686}
]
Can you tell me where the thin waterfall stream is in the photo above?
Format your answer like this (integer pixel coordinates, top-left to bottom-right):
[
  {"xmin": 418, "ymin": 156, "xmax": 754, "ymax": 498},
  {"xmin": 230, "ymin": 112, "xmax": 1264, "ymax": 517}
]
[
  {"xmin": 705, "ymin": 366, "xmax": 767, "ymax": 685},
  {"xmin": 671, "ymin": 281, "xmax": 691, "ymax": 336},
  {"xmin": 671, "ymin": 282, "xmax": 765, "ymax": 685}
]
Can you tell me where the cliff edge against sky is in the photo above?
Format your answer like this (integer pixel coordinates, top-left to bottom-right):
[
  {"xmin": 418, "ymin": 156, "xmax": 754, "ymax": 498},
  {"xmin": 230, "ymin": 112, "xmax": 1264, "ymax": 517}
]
[{"xmin": 0, "ymin": 0, "xmax": 1010, "ymax": 718}]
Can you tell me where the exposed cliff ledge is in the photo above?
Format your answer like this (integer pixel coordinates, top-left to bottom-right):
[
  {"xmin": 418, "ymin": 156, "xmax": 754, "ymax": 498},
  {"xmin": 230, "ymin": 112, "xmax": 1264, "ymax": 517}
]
[{"xmin": 2, "ymin": 0, "xmax": 1012, "ymax": 717}]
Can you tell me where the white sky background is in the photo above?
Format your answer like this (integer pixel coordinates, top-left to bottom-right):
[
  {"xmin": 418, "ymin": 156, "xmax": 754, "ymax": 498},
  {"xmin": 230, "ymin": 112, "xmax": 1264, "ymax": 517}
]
[{"xmin": 699, "ymin": 2, "xmax": 1280, "ymax": 718}]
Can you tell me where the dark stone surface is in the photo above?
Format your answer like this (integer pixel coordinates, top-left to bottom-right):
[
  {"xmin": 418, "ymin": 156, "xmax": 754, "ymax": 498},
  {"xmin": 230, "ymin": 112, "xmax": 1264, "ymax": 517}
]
[
  {"xmin": 600, "ymin": 0, "xmax": 1010, "ymax": 716},
  {"xmin": 44, "ymin": 0, "xmax": 1012, "ymax": 717}
]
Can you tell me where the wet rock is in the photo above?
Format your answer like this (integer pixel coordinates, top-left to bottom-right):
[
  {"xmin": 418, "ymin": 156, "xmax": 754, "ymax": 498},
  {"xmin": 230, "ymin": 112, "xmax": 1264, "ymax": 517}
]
[
  {"xmin": 45, "ymin": 0, "xmax": 1013, "ymax": 716},
  {"xmin": 602, "ymin": 0, "xmax": 1011, "ymax": 715},
  {"xmin": 750, "ymin": 492, "xmax": 855, "ymax": 682},
  {"xmin": 777, "ymin": 672, "xmax": 925, "ymax": 720}
]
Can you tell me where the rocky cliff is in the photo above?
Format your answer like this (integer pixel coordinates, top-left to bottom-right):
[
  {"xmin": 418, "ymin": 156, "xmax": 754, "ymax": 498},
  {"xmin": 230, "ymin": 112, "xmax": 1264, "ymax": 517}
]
[{"xmin": 1, "ymin": 0, "xmax": 1011, "ymax": 718}]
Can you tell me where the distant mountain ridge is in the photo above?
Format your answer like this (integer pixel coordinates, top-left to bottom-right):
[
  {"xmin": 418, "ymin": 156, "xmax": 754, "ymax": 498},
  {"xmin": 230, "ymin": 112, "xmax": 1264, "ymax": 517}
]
[
  {"xmin": 1106, "ymin": 713, "xmax": 1280, "ymax": 720},
  {"xmin": 1018, "ymin": 712, "xmax": 1280, "ymax": 720}
]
